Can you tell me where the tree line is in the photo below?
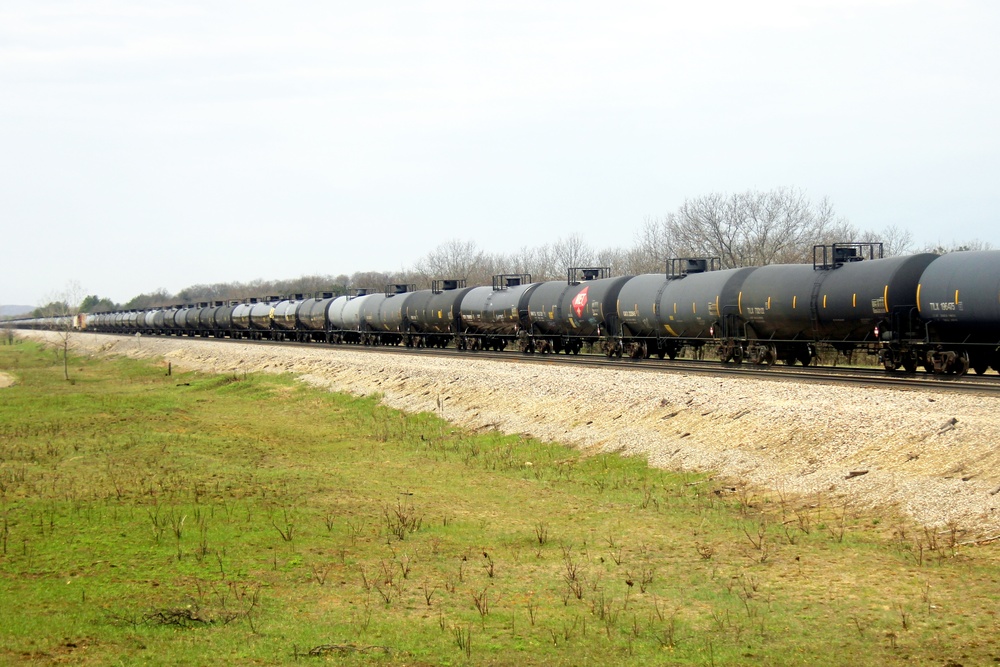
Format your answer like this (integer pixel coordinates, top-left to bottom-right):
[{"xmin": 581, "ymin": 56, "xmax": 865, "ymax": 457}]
[{"xmin": 27, "ymin": 188, "xmax": 993, "ymax": 316}]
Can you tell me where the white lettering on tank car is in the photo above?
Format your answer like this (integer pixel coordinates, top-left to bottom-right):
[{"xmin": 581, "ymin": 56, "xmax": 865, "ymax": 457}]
[{"xmin": 927, "ymin": 302, "xmax": 962, "ymax": 312}]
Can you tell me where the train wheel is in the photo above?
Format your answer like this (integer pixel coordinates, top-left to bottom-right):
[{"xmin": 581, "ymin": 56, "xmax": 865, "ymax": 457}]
[
  {"xmin": 955, "ymin": 351, "xmax": 970, "ymax": 376},
  {"xmin": 882, "ymin": 350, "xmax": 899, "ymax": 372},
  {"xmin": 970, "ymin": 352, "xmax": 989, "ymax": 375}
]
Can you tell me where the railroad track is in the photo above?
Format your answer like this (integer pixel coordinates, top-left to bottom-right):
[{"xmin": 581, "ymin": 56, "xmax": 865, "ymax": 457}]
[{"xmin": 89, "ymin": 331, "xmax": 1000, "ymax": 396}]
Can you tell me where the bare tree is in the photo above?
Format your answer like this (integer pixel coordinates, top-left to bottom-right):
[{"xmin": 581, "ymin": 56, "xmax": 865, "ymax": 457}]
[
  {"xmin": 2, "ymin": 320, "xmax": 14, "ymax": 346},
  {"xmin": 350, "ymin": 271, "xmax": 393, "ymax": 292},
  {"xmin": 511, "ymin": 245, "xmax": 558, "ymax": 281},
  {"xmin": 639, "ymin": 188, "xmax": 858, "ymax": 268},
  {"xmin": 631, "ymin": 216, "xmax": 673, "ymax": 273},
  {"xmin": 551, "ymin": 234, "xmax": 594, "ymax": 274},
  {"xmin": 42, "ymin": 281, "xmax": 85, "ymax": 382},
  {"xmin": 921, "ymin": 238, "xmax": 994, "ymax": 254},
  {"xmin": 124, "ymin": 289, "xmax": 174, "ymax": 309},
  {"xmin": 854, "ymin": 225, "xmax": 914, "ymax": 257},
  {"xmin": 415, "ymin": 240, "xmax": 488, "ymax": 284},
  {"xmin": 594, "ymin": 246, "xmax": 629, "ymax": 276}
]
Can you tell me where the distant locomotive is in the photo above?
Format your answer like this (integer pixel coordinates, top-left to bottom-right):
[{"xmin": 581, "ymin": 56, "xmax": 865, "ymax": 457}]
[{"xmin": 14, "ymin": 244, "xmax": 1000, "ymax": 376}]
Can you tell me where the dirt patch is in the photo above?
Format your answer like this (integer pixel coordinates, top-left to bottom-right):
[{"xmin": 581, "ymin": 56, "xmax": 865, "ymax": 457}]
[{"xmin": 0, "ymin": 372, "xmax": 15, "ymax": 388}]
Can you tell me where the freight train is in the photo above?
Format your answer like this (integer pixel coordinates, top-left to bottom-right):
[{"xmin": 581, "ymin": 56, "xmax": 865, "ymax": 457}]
[{"xmin": 12, "ymin": 244, "xmax": 1000, "ymax": 376}]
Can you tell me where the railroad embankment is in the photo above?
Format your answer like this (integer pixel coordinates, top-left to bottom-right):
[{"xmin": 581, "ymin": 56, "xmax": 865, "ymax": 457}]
[{"xmin": 22, "ymin": 330, "xmax": 1000, "ymax": 534}]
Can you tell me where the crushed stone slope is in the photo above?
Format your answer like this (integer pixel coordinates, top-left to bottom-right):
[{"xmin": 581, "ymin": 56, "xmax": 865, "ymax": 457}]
[{"xmin": 24, "ymin": 331, "xmax": 1000, "ymax": 534}]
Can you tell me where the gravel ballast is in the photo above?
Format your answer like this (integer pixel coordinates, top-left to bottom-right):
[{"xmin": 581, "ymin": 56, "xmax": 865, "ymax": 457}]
[{"xmin": 23, "ymin": 331, "xmax": 1000, "ymax": 534}]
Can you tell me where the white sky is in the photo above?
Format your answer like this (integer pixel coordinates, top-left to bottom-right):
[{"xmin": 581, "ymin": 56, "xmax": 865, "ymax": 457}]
[{"xmin": 2, "ymin": 1, "xmax": 998, "ymax": 306}]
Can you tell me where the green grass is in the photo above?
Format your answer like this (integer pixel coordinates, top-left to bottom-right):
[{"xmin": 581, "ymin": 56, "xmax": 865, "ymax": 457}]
[{"xmin": 1, "ymin": 339, "xmax": 999, "ymax": 665}]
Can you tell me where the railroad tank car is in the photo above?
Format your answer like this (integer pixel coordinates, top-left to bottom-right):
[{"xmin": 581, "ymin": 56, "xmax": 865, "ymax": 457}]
[
  {"xmin": 186, "ymin": 304, "xmax": 204, "ymax": 334},
  {"xmin": 159, "ymin": 307, "xmax": 178, "ymax": 333},
  {"xmin": 166, "ymin": 306, "xmax": 183, "ymax": 334},
  {"xmin": 213, "ymin": 302, "xmax": 237, "ymax": 335},
  {"xmin": 911, "ymin": 250, "xmax": 1000, "ymax": 374},
  {"xmin": 172, "ymin": 306, "xmax": 189, "ymax": 333},
  {"xmin": 330, "ymin": 290, "xmax": 377, "ymax": 343},
  {"xmin": 196, "ymin": 303, "xmax": 218, "ymax": 335},
  {"xmin": 525, "ymin": 269, "xmax": 632, "ymax": 354},
  {"xmin": 270, "ymin": 296, "xmax": 302, "ymax": 339},
  {"xmin": 296, "ymin": 292, "xmax": 337, "ymax": 341},
  {"xmin": 357, "ymin": 285, "xmax": 416, "ymax": 345},
  {"xmin": 617, "ymin": 260, "xmax": 758, "ymax": 360},
  {"xmin": 737, "ymin": 245, "xmax": 937, "ymax": 364},
  {"xmin": 403, "ymin": 280, "xmax": 475, "ymax": 348},
  {"xmin": 230, "ymin": 301, "xmax": 255, "ymax": 336},
  {"xmin": 184, "ymin": 305, "xmax": 201, "ymax": 333},
  {"xmin": 150, "ymin": 309, "xmax": 166, "ymax": 333},
  {"xmin": 459, "ymin": 274, "xmax": 541, "ymax": 351},
  {"xmin": 248, "ymin": 297, "xmax": 279, "ymax": 336}
]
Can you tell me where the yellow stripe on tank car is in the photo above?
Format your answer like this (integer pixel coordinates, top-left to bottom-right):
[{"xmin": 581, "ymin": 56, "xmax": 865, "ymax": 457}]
[
  {"xmin": 715, "ymin": 295, "xmax": 719, "ymax": 315},
  {"xmin": 823, "ymin": 295, "xmax": 827, "ymax": 309},
  {"xmin": 916, "ymin": 284, "xmax": 922, "ymax": 313},
  {"xmin": 766, "ymin": 296, "xmax": 771, "ymax": 310},
  {"xmin": 673, "ymin": 303, "xmax": 677, "ymax": 314},
  {"xmin": 955, "ymin": 290, "xmax": 960, "ymax": 304},
  {"xmin": 793, "ymin": 295, "xmax": 797, "ymax": 309},
  {"xmin": 884, "ymin": 285, "xmax": 889, "ymax": 311},
  {"xmin": 692, "ymin": 302, "xmax": 696, "ymax": 314},
  {"xmin": 852, "ymin": 293, "xmax": 856, "ymax": 308},
  {"xmin": 738, "ymin": 291, "xmax": 743, "ymax": 315},
  {"xmin": 665, "ymin": 324, "xmax": 678, "ymax": 336}
]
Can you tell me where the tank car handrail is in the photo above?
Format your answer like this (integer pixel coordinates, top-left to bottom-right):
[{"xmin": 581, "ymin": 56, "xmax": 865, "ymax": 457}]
[
  {"xmin": 813, "ymin": 243, "xmax": 884, "ymax": 270},
  {"xmin": 667, "ymin": 257, "xmax": 721, "ymax": 279},
  {"xmin": 491, "ymin": 274, "xmax": 532, "ymax": 290},
  {"xmin": 347, "ymin": 288, "xmax": 373, "ymax": 300},
  {"xmin": 432, "ymin": 279, "xmax": 467, "ymax": 294},
  {"xmin": 383, "ymin": 284, "xmax": 416, "ymax": 297},
  {"xmin": 567, "ymin": 267, "xmax": 611, "ymax": 284}
]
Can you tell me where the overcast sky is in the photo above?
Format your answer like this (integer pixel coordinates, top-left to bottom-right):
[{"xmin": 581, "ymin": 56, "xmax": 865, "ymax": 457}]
[{"xmin": 2, "ymin": 1, "xmax": 998, "ymax": 306}]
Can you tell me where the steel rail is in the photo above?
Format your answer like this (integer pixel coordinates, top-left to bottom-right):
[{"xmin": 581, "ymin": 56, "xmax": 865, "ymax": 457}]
[{"xmin": 70, "ymin": 331, "xmax": 1000, "ymax": 396}]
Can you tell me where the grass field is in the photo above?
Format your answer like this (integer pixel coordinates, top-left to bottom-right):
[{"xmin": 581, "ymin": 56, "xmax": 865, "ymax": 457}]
[{"xmin": 1, "ymin": 339, "xmax": 998, "ymax": 665}]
